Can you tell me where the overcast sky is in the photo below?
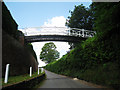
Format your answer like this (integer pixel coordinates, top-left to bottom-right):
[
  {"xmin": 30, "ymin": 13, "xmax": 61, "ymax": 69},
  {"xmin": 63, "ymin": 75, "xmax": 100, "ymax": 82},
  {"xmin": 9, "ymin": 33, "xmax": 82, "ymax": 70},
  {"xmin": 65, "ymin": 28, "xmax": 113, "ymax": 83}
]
[{"xmin": 4, "ymin": 1, "xmax": 92, "ymax": 67}]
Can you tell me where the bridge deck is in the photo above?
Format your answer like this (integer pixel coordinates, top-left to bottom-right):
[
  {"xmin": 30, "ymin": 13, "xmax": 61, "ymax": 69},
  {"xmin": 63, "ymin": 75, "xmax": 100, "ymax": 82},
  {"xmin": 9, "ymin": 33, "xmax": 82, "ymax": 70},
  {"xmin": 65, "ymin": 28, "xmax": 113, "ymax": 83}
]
[{"xmin": 25, "ymin": 35, "xmax": 87, "ymax": 43}]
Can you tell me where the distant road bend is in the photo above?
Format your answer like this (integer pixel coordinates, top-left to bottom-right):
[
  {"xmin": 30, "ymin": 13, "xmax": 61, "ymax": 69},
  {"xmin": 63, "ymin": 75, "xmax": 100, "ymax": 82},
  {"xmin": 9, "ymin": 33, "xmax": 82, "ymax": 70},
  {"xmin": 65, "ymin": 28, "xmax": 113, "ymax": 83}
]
[{"xmin": 38, "ymin": 70, "xmax": 104, "ymax": 88}]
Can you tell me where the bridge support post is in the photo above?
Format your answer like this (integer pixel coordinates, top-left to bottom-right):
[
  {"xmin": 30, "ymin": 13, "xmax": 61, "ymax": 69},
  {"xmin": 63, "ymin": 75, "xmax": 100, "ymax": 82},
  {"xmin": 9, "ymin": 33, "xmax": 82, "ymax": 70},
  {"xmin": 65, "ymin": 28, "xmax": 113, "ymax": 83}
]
[{"xmin": 4, "ymin": 64, "xmax": 10, "ymax": 83}]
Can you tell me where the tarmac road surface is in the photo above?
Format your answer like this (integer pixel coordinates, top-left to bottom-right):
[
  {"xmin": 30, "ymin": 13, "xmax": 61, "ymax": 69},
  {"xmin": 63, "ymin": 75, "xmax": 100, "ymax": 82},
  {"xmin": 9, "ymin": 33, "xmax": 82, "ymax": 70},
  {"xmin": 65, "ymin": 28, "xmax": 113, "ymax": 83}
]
[{"xmin": 38, "ymin": 70, "xmax": 98, "ymax": 88}]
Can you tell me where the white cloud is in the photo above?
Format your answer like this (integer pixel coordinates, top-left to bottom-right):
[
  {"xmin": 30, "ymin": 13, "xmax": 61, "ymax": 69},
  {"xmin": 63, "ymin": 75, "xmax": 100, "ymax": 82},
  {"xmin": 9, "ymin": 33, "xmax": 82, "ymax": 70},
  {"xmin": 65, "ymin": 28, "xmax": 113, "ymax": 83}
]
[
  {"xmin": 43, "ymin": 16, "xmax": 66, "ymax": 27},
  {"xmin": 54, "ymin": 42, "xmax": 70, "ymax": 57},
  {"xmin": 19, "ymin": 28, "xmax": 41, "ymax": 36},
  {"xmin": 40, "ymin": 16, "xmax": 68, "ymax": 35}
]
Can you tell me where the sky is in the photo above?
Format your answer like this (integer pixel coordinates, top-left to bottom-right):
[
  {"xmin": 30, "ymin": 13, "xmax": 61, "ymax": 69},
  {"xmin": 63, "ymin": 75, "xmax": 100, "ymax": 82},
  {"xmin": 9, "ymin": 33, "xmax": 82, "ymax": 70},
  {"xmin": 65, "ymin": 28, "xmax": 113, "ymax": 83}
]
[{"xmin": 4, "ymin": 1, "xmax": 92, "ymax": 67}]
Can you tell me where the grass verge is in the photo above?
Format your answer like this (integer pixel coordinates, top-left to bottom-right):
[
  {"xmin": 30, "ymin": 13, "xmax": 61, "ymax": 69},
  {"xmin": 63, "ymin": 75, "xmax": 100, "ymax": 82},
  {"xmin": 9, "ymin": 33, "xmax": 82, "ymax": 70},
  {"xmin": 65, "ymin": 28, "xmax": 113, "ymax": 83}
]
[{"xmin": 2, "ymin": 69, "xmax": 44, "ymax": 87}]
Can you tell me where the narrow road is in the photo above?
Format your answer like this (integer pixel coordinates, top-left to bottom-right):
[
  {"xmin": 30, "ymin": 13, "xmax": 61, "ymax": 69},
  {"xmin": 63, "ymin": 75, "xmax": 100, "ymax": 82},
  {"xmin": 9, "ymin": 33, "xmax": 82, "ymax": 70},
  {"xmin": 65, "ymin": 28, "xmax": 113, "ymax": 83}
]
[{"xmin": 38, "ymin": 70, "xmax": 98, "ymax": 88}]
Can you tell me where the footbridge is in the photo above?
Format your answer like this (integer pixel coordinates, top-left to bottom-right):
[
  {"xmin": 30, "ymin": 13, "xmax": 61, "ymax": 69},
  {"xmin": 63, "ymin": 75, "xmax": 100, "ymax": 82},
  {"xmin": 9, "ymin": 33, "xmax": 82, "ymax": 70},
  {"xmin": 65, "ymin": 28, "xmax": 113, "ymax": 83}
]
[{"xmin": 24, "ymin": 27, "xmax": 96, "ymax": 43}]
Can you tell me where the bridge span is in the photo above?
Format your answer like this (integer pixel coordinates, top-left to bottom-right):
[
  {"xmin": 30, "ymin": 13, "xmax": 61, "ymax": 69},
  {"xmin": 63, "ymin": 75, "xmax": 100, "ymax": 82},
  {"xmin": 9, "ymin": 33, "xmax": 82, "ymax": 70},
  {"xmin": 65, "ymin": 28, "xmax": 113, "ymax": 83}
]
[{"xmin": 24, "ymin": 27, "xmax": 96, "ymax": 43}]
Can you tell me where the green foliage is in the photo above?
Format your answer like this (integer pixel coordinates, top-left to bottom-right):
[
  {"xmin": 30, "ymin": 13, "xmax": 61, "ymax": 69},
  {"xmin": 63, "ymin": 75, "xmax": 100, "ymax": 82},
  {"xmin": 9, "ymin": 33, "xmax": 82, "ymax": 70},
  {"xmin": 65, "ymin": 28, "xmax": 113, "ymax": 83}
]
[
  {"xmin": 66, "ymin": 4, "xmax": 94, "ymax": 49},
  {"xmin": 40, "ymin": 42, "xmax": 60, "ymax": 64},
  {"xmin": 66, "ymin": 4, "xmax": 94, "ymax": 30},
  {"xmin": 91, "ymin": 2, "xmax": 120, "ymax": 37},
  {"xmin": 45, "ymin": 36, "xmax": 120, "ymax": 88},
  {"xmin": 45, "ymin": 2, "xmax": 120, "ymax": 89}
]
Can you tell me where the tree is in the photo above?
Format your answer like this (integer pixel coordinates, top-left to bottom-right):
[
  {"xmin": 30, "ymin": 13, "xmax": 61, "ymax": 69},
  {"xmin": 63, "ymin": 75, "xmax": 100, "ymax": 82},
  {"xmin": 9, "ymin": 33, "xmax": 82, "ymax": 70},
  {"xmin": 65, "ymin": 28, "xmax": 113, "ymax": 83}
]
[
  {"xmin": 40, "ymin": 42, "xmax": 60, "ymax": 64},
  {"xmin": 91, "ymin": 2, "xmax": 120, "ymax": 36},
  {"xmin": 66, "ymin": 4, "xmax": 94, "ymax": 30},
  {"xmin": 66, "ymin": 4, "xmax": 94, "ymax": 49}
]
